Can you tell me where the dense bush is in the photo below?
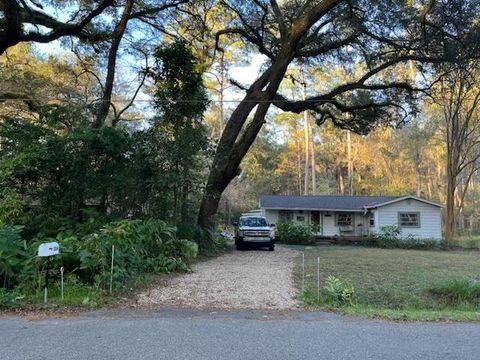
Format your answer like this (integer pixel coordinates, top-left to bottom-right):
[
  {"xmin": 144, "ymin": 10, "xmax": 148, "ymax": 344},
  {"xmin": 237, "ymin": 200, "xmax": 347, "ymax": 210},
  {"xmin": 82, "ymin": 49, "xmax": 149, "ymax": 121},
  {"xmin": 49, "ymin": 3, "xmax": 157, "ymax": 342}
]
[
  {"xmin": 0, "ymin": 189, "xmax": 25, "ymax": 225},
  {"xmin": 0, "ymin": 226, "xmax": 30, "ymax": 289},
  {"xmin": 429, "ymin": 278, "xmax": 480, "ymax": 305},
  {"xmin": 191, "ymin": 226, "xmax": 229, "ymax": 257},
  {"xmin": 57, "ymin": 219, "xmax": 198, "ymax": 287},
  {"xmin": 0, "ymin": 219, "xmax": 199, "ymax": 307},
  {"xmin": 276, "ymin": 221, "xmax": 315, "ymax": 245},
  {"xmin": 364, "ymin": 225, "xmax": 438, "ymax": 249},
  {"xmin": 0, "ymin": 287, "xmax": 25, "ymax": 308},
  {"xmin": 0, "ymin": 120, "xmax": 203, "ymax": 225},
  {"xmin": 0, "ymin": 42, "xmax": 209, "ymax": 227}
]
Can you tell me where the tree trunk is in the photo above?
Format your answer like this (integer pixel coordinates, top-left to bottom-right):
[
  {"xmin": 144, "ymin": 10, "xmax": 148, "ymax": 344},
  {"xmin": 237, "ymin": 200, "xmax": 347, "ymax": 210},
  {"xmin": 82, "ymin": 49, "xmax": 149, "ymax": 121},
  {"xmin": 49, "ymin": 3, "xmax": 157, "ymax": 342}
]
[
  {"xmin": 180, "ymin": 182, "xmax": 189, "ymax": 224},
  {"xmin": 415, "ymin": 162, "xmax": 421, "ymax": 197},
  {"xmin": 303, "ymin": 111, "xmax": 310, "ymax": 195},
  {"xmin": 338, "ymin": 165, "xmax": 345, "ymax": 195},
  {"xmin": 301, "ymin": 63, "xmax": 309, "ymax": 195},
  {"xmin": 346, "ymin": 130, "xmax": 353, "ymax": 195},
  {"xmin": 309, "ymin": 115, "xmax": 316, "ymax": 194},
  {"xmin": 219, "ymin": 53, "xmax": 226, "ymax": 135},
  {"xmin": 445, "ymin": 158, "xmax": 456, "ymax": 243},
  {"xmin": 94, "ymin": 0, "xmax": 134, "ymax": 127},
  {"xmin": 198, "ymin": 56, "xmax": 293, "ymax": 229},
  {"xmin": 296, "ymin": 136, "xmax": 302, "ymax": 194}
]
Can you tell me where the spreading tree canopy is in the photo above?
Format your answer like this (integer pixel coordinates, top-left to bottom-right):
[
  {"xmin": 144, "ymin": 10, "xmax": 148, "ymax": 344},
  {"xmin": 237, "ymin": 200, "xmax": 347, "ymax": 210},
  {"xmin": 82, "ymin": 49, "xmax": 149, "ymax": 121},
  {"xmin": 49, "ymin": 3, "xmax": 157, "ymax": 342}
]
[{"xmin": 197, "ymin": 0, "xmax": 480, "ymax": 228}]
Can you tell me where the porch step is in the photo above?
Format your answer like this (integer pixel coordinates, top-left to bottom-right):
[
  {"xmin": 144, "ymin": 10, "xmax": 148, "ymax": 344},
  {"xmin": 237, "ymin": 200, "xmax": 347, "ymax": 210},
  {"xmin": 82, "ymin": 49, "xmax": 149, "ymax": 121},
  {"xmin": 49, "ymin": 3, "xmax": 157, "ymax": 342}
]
[
  {"xmin": 314, "ymin": 235, "xmax": 365, "ymax": 245},
  {"xmin": 314, "ymin": 236, "xmax": 337, "ymax": 245}
]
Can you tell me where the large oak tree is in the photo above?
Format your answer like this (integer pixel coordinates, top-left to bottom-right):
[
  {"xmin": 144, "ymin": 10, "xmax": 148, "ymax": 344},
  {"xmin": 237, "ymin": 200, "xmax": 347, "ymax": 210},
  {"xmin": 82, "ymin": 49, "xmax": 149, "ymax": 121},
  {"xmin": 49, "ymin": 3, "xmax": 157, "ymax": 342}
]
[{"xmin": 197, "ymin": 0, "xmax": 480, "ymax": 229}]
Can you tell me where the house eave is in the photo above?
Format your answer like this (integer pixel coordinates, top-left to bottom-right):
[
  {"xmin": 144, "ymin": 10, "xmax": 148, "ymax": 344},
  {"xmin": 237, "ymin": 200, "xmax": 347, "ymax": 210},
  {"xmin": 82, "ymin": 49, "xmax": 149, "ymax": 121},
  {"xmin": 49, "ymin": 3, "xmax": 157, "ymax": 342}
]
[
  {"xmin": 364, "ymin": 195, "xmax": 444, "ymax": 209},
  {"xmin": 261, "ymin": 207, "xmax": 366, "ymax": 212}
]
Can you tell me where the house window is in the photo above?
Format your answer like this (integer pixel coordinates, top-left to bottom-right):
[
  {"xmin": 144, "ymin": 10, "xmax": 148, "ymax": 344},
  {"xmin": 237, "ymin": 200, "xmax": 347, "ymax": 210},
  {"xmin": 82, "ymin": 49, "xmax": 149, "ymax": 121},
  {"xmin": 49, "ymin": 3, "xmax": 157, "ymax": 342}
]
[
  {"xmin": 279, "ymin": 210, "xmax": 293, "ymax": 222},
  {"xmin": 297, "ymin": 216, "xmax": 305, "ymax": 222},
  {"xmin": 336, "ymin": 213, "xmax": 353, "ymax": 226},
  {"xmin": 398, "ymin": 212, "xmax": 420, "ymax": 227},
  {"xmin": 369, "ymin": 213, "xmax": 375, "ymax": 227}
]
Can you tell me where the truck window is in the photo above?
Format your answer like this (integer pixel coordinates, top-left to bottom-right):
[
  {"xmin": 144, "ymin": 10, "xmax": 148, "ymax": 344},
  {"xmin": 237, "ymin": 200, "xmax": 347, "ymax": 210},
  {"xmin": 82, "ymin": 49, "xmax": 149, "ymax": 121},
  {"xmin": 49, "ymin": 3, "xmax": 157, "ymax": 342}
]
[{"xmin": 240, "ymin": 217, "xmax": 268, "ymax": 227}]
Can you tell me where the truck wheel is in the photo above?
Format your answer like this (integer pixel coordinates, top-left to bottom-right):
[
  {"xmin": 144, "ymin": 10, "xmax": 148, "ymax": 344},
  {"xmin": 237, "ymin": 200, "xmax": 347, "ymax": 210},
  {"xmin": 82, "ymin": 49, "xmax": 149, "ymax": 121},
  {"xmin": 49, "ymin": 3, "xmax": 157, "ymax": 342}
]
[
  {"xmin": 235, "ymin": 238, "xmax": 244, "ymax": 251},
  {"xmin": 268, "ymin": 242, "xmax": 275, "ymax": 251}
]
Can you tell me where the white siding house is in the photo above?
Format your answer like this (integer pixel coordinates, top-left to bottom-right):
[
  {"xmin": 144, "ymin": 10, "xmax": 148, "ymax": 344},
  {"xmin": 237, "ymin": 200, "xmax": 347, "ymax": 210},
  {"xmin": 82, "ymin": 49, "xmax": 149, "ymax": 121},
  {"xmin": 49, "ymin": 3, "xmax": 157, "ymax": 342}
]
[
  {"xmin": 259, "ymin": 195, "xmax": 443, "ymax": 240},
  {"xmin": 373, "ymin": 198, "xmax": 443, "ymax": 239}
]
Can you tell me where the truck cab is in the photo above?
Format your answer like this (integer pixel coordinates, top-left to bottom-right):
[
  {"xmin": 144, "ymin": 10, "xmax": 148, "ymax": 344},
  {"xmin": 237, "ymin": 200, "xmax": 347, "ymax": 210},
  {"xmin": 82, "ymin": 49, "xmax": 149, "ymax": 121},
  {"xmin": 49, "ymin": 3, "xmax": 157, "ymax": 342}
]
[{"xmin": 234, "ymin": 215, "xmax": 275, "ymax": 251}]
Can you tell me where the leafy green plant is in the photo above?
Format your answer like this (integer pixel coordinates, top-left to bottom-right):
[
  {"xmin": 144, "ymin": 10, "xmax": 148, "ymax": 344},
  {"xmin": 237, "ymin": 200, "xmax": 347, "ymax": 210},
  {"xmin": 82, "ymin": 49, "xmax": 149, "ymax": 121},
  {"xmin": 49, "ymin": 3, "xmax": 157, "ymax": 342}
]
[
  {"xmin": 0, "ymin": 225, "xmax": 30, "ymax": 289},
  {"xmin": 55, "ymin": 219, "xmax": 197, "ymax": 290},
  {"xmin": 0, "ymin": 287, "xmax": 25, "ymax": 308},
  {"xmin": 178, "ymin": 239, "xmax": 199, "ymax": 260},
  {"xmin": 429, "ymin": 278, "xmax": 480, "ymax": 305},
  {"xmin": 189, "ymin": 226, "xmax": 229, "ymax": 257},
  {"xmin": 0, "ymin": 189, "xmax": 25, "ymax": 225},
  {"xmin": 365, "ymin": 225, "xmax": 438, "ymax": 249},
  {"xmin": 324, "ymin": 275, "xmax": 355, "ymax": 306},
  {"xmin": 276, "ymin": 221, "xmax": 315, "ymax": 245}
]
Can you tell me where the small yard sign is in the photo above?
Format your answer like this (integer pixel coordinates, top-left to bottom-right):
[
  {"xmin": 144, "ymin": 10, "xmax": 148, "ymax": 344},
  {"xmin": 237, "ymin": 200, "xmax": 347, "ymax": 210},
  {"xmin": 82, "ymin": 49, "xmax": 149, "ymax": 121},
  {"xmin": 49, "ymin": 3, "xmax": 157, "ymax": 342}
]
[{"xmin": 38, "ymin": 242, "xmax": 60, "ymax": 257}]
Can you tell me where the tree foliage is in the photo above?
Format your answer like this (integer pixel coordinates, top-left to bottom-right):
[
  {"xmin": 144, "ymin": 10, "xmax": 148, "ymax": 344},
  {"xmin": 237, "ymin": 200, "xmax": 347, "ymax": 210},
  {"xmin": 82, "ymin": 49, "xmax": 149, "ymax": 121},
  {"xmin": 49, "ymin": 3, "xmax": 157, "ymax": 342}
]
[
  {"xmin": 3, "ymin": 1, "xmax": 480, "ymax": 243},
  {"xmin": 197, "ymin": 0, "xmax": 480, "ymax": 229}
]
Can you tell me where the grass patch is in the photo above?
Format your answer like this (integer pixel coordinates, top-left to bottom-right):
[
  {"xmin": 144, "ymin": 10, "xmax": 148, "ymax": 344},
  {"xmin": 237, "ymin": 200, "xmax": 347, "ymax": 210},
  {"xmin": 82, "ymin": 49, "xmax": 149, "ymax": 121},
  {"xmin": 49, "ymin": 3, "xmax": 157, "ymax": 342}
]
[
  {"xmin": 429, "ymin": 278, "xmax": 480, "ymax": 304},
  {"xmin": 450, "ymin": 235, "xmax": 480, "ymax": 249},
  {"xmin": 341, "ymin": 305, "xmax": 480, "ymax": 322},
  {"xmin": 297, "ymin": 246, "xmax": 480, "ymax": 321}
]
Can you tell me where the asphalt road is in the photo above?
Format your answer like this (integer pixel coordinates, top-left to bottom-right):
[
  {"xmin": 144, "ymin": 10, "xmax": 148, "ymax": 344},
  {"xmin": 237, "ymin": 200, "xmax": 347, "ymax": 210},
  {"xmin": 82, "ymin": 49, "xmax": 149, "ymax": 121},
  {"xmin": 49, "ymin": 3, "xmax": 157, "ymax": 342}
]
[{"xmin": 1, "ymin": 308, "xmax": 479, "ymax": 360}]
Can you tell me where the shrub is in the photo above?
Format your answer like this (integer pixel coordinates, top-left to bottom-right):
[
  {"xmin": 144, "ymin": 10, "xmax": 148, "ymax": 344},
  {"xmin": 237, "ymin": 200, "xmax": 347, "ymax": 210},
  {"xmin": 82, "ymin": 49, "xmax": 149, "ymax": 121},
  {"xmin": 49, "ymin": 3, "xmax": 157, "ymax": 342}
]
[
  {"xmin": 0, "ymin": 218, "xmax": 201, "ymax": 305},
  {"xmin": 190, "ymin": 226, "xmax": 229, "ymax": 257},
  {"xmin": 0, "ymin": 189, "xmax": 25, "ymax": 225},
  {"xmin": 57, "ymin": 219, "xmax": 198, "ymax": 288},
  {"xmin": 365, "ymin": 225, "xmax": 438, "ymax": 250},
  {"xmin": 0, "ymin": 287, "xmax": 25, "ymax": 308},
  {"xmin": 178, "ymin": 239, "xmax": 199, "ymax": 260},
  {"xmin": 0, "ymin": 226, "xmax": 30, "ymax": 289},
  {"xmin": 276, "ymin": 221, "xmax": 315, "ymax": 245},
  {"xmin": 324, "ymin": 275, "xmax": 355, "ymax": 306},
  {"xmin": 400, "ymin": 235, "xmax": 438, "ymax": 250},
  {"xmin": 429, "ymin": 278, "xmax": 480, "ymax": 305}
]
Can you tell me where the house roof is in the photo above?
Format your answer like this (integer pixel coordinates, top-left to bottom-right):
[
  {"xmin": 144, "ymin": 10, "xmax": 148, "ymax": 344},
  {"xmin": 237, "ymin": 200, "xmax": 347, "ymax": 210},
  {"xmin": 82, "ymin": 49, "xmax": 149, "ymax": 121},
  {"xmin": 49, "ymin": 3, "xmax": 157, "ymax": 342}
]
[
  {"xmin": 259, "ymin": 194, "xmax": 443, "ymax": 211},
  {"xmin": 366, "ymin": 195, "xmax": 443, "ymax": 209}
]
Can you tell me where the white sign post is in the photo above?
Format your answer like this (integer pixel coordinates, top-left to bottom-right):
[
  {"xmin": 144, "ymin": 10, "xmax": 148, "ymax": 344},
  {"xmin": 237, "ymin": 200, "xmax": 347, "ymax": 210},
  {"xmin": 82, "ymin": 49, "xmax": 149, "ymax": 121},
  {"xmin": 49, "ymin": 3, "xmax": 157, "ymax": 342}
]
[
  {"xmin": 60, "ymin": 266, "xmax": 64, "ymax": 301},
  {"xmin": 37, "ymin": 242, "xmax": 60, "ymax": 303}
]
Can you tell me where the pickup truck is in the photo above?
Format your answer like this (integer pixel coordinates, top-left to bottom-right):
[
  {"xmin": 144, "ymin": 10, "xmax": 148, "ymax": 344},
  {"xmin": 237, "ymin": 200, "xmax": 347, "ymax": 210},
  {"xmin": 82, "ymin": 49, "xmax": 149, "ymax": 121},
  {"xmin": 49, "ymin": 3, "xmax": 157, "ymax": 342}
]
[{"xmin": 234, "ymin": 215, "xmax": 275, "ymax": 251}]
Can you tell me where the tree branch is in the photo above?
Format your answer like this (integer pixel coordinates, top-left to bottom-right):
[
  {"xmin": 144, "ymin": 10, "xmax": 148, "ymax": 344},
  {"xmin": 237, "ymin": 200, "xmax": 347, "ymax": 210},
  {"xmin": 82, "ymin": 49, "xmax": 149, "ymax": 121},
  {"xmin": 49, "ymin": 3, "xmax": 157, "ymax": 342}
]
[{"xmin": 0, "ymin": 0, "xmax": 115, "ymax": 54}]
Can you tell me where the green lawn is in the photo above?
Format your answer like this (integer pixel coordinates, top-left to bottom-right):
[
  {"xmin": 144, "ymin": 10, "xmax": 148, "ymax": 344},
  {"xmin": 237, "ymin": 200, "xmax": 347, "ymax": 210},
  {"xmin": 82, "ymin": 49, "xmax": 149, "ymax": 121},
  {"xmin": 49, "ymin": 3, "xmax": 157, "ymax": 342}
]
[
  {"xmin": 296, "ymin": 246, "xmax": 480, "ymax": 321},
  {"xmin": 451, "ymin": 235, "xmax": 480, "ymax": 249}
]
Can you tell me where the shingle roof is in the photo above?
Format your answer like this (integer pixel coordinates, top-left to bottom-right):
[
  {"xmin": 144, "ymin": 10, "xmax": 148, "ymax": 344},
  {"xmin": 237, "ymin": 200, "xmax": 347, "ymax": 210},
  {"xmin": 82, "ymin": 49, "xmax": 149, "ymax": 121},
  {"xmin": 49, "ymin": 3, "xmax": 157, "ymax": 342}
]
[{"xmin": 259, "ymin": 194, "xmax": 400, "ymax": 211}]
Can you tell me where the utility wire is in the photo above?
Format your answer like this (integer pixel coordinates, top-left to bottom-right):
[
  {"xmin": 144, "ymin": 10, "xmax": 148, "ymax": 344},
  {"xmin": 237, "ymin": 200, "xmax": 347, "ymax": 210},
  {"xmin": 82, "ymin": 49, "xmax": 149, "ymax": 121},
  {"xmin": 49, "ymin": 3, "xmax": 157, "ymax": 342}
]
[{"xmin": 0, "ymin": 98, "xmax": 413, "ymax": 103}]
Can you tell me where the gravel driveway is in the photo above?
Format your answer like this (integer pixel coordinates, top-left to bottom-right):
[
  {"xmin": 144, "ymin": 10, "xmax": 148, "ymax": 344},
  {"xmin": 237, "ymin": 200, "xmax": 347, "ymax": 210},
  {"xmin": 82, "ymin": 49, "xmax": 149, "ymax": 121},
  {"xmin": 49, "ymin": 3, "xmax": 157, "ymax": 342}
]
[{"xmin": 138, "ymin": 245, "xmax": 300, "ymax": 310}]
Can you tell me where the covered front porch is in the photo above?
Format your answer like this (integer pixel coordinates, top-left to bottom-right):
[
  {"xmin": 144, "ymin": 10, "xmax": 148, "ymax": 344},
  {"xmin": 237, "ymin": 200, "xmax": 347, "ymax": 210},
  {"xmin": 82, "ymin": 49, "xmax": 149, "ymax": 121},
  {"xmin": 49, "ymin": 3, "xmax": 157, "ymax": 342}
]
[{"xmin": 264, "ymin": 209, "xmax": 375, "ymax": 237}]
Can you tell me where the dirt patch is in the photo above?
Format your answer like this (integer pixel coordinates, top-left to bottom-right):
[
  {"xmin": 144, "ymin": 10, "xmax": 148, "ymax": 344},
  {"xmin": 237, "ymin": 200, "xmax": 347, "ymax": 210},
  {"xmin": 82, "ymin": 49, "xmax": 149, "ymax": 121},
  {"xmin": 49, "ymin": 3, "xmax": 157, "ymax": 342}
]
[{"xmin": 137, "ymin": 245, "xmax": 300, "ymax": 310}]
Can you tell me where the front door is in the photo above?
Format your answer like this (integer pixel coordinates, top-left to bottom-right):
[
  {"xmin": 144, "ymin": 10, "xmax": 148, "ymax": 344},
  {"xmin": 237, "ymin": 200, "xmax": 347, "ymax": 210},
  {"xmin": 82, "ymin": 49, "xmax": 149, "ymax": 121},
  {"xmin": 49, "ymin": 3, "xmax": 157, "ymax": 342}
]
[{"xmin": 311, "ymin": 211, "xmax": 321, "ymax": 234}]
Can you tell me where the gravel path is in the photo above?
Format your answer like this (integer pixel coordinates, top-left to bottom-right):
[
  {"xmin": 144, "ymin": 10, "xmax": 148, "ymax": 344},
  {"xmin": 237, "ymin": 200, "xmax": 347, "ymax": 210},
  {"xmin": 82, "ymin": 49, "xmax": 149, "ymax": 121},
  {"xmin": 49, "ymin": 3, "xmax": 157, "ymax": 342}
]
[{"xmin": 137, "ymin": 245, "xmax": 300, "ymax": 310}]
